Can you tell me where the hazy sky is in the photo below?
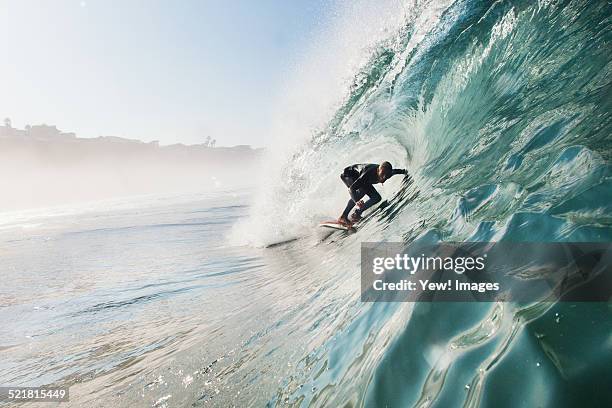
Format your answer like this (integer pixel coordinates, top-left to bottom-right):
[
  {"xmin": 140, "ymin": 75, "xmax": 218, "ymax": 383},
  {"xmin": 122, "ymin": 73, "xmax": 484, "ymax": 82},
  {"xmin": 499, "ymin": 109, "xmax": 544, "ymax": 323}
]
[{"xmin": 0, "ymin": 0, "xmax": 334, "ymax": 147}]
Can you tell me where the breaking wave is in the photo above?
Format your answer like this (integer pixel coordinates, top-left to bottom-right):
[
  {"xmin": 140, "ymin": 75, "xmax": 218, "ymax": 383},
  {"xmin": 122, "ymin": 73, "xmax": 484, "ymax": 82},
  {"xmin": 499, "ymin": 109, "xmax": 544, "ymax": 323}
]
[{"xmin": 230, "ymin": 0, "xmax": 611, "ymax": 406}]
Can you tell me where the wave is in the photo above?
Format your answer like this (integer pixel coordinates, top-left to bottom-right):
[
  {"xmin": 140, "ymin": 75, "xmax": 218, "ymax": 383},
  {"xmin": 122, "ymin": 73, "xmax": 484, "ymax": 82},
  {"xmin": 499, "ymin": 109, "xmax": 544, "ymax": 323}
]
[
  {"xmin": 232, "ymin": 0, "xmax": 610, "ymax": 248},
  {"xmin": 231, "ymin": 0, "xmax": 611, "ymax": 406}
]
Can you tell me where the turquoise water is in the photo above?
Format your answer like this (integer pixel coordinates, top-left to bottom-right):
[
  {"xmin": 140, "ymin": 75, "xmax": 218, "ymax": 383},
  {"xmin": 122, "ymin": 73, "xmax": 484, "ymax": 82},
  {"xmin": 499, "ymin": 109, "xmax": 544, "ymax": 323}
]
[
  {"xmin": 237, "ymin": 0, "xmax": 612, "ymax": 406},
  {"xmin": 1, "ymin": 0, "xmax": 611, "ymax": 407}
]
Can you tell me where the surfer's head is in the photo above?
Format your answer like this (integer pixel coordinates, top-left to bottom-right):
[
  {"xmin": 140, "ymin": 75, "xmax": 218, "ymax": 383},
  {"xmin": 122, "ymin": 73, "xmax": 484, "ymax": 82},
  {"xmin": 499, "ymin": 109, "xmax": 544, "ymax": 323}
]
[{"xmin": 378, "ymin": 161, "xmax": 393, "ymax": 183}]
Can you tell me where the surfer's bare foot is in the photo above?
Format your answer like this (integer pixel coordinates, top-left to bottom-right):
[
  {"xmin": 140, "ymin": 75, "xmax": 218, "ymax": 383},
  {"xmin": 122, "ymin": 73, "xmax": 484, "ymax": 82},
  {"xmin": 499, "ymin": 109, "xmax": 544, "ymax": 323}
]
[
  {"xmin": 350, "ymin": 212, "xmax": 362, "ymax": 223},
  {"xmin": 337, "ymin": 216, "xmax": 352, "ymax": 226}
]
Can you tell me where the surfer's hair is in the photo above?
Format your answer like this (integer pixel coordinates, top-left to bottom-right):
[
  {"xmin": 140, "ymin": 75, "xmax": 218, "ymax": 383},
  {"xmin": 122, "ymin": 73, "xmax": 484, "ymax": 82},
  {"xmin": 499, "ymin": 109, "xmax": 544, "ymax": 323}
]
[{"xmin": 380, "ymin": 161, "xmax": 393, "ymax": 176}]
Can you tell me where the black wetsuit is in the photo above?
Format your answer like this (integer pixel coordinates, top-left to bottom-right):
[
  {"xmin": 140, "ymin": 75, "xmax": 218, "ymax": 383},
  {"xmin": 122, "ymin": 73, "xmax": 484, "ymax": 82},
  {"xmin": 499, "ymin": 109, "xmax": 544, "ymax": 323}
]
[{"xmin": 340, "ymin": 163, "xmax": 407, "ymax": 220}]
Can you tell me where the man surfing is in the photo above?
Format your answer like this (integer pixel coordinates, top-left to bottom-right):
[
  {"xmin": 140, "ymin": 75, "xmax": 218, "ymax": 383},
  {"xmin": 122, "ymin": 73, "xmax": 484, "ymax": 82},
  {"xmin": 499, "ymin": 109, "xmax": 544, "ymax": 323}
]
[{"xmin": 338, "ymin": 161, "xmax": 408, "ymax": 226}]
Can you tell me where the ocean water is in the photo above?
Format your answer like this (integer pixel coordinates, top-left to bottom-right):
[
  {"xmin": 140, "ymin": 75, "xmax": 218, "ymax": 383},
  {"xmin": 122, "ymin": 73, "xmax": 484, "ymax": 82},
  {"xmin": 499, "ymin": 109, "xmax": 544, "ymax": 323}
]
[
  {"xmin": 0, "ymin": 191, "xmax": 317, "ymax": 407},
  {"xmin": 2, "ymin": 0, "xmax": 612, "ymax": 407},
  {"xmin": 1, "ymin": 189, "xmax": 609, "ymax": 408},
  {"xmin": 0, "ymin": 191, "xmax": 401, "ymax": 407}
]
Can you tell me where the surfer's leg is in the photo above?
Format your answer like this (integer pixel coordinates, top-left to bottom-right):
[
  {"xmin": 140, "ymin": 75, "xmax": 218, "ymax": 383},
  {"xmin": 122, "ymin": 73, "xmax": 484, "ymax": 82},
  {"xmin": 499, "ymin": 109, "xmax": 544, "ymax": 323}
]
[
  {"xmin": 340, "ymin": 173, "xmax": 355, "ymax": 188},
  {"xmin": 356, "ymin": 185, "xmax": 381, "ymax": 214},
  {"xmin": 340, "ymin": 187, "xmax": 365, "ymax": 220},
  {"xmin": 340, "ymin": 199, "xmax": 355, "ymax": 220},
  {"xmin": 339, "ymin": 173, "xmax": 359, "ymax": 221}
]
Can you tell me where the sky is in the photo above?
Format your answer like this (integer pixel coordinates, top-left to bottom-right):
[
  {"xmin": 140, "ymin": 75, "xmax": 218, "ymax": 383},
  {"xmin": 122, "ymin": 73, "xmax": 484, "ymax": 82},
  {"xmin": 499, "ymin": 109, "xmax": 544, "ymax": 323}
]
[{"xmin": 0, "ymin": 0, "xmax": 335, "ymax": 147}]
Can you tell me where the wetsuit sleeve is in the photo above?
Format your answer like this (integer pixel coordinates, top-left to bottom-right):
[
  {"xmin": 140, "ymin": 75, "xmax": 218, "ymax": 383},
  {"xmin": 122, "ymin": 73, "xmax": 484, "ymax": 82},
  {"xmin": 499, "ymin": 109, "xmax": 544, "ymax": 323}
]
[{"xmin": 392, "ymin": 169, "xmax": 408, "ymax": 175}]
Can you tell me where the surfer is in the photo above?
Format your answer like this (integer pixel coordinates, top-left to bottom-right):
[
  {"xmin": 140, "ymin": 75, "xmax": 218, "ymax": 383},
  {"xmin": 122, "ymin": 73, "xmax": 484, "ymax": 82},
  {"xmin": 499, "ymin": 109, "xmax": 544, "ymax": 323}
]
[{"xmin": 338, "ymin": 162, "xmax": 408, "ymax": 226}]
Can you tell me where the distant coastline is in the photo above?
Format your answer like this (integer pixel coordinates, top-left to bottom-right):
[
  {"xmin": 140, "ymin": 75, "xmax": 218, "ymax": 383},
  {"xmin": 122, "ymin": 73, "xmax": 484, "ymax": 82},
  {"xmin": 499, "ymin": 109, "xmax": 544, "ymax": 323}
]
[
  {"xmin": 0, "ymin": 121, "xmax": 264, "ymax": 210},
  {"xmin": 0, "ymin": 121, "xmax": 264, "ymax": 165}
]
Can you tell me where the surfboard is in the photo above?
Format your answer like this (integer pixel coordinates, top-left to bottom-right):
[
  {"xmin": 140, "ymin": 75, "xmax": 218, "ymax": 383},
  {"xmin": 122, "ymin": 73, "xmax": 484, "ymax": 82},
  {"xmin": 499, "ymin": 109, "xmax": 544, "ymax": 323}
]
[{"xmin": 319, "ymin": 220, "xmax": 356, "ymax": 232}]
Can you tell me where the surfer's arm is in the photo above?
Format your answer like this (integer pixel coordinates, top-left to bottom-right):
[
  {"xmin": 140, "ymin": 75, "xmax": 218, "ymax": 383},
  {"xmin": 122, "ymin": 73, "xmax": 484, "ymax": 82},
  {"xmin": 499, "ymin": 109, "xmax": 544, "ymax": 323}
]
[{"xmin": 392, "ymin": 168, "xmax": 408, "ymax": 175}]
